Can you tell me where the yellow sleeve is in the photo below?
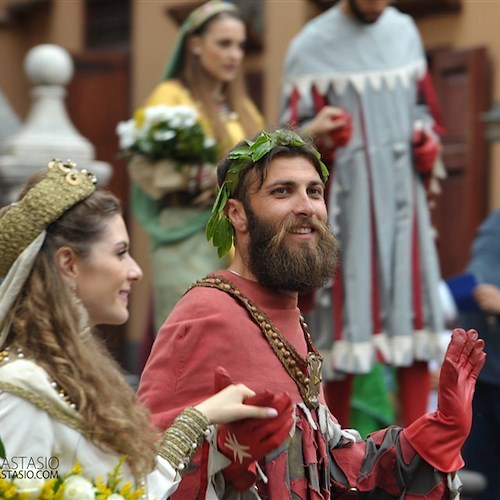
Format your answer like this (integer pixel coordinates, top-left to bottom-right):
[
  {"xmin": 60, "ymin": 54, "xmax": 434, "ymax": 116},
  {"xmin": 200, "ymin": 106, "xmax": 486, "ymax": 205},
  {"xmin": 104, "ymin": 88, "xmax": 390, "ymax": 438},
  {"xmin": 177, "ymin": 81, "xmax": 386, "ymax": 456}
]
[
  {"xmin": 244, "ymin": 97, "xmax": 265, "ymax": 130},
  {"xmin": 144, "ymin": 80, "xmax": 215, "ymax": 140},
  {"xmin": 144, "ymin": 80, "xmax": 195, "ymax": 107}
]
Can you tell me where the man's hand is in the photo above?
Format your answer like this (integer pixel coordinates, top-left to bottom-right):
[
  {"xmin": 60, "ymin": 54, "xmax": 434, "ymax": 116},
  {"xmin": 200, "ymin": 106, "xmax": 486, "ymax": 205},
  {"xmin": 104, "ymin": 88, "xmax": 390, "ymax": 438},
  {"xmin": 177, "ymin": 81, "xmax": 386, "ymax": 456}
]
[
  {"xmin": 402, "ymin": 328, "xmax": 485, "ymax": 472},
  {"xmin": 412, "ymin": 128, "xmax": 440, "ymax": 175},
  {"xmin": 473, "ymin": 283, "xmax": 500, "ymax": 314},
  {"xmin": 436, "ymin": 328, "xmax": 485, "ymax": 433},
  {"xmin": 302, "ymin": 106, "xmax": 352, "ymax": 146}
]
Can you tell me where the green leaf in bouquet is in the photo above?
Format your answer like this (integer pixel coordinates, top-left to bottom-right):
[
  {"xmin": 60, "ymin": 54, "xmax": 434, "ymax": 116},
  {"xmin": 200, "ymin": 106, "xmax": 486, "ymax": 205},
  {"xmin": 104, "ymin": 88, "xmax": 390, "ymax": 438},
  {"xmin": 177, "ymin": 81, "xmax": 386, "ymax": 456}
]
[
  {"xmin": 0, "ymin": 436, "xmax": 5, "ymax": 459},
  {"xmin": 118, "ymin": 104, "xmax": 219, "ymax": 166}
]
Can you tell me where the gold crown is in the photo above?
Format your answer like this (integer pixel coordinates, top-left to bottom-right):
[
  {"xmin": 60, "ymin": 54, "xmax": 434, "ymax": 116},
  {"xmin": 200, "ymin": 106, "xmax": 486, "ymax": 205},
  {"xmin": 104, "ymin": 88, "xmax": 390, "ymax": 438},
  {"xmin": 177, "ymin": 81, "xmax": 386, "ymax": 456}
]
[
  {"xmin": 0, "ymin": 159, "xmax": 97, "ymax": 278},
  {"xmin": 187, "ymin": 0, "xmax": 238, "ymax": 33}
]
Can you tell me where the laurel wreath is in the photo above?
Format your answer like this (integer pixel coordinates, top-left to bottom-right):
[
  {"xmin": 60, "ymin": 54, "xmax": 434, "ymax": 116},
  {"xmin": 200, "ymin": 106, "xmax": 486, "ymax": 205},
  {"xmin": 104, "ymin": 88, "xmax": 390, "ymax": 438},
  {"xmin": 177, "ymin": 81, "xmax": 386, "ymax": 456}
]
[{"xmin": 206, "ymin": 129, "xmax": 329, "ymax": 258}]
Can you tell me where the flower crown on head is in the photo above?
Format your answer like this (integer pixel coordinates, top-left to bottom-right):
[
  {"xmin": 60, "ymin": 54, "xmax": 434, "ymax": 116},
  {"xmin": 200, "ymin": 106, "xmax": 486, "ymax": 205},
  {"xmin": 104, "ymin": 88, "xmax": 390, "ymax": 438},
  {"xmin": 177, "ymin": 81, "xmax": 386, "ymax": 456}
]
[
  {"xmin": 206, "ymin": 129, "xmax": 329, "ymax": 258},
  {"xmin": 0, "ymin": 159, "xmax": 97, "ymax": 278}
]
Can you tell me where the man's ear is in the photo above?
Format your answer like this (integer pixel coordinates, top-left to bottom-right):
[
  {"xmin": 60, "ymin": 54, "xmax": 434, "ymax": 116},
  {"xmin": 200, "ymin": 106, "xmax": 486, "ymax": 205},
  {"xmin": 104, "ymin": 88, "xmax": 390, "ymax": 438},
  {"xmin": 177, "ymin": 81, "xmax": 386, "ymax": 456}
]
[
  {"xmin": 55, "ymin": 246, "xmax": 78, "ymax": 285},
  {"xmin": 226, "ymin": 198, "xmax": 248, "ymax": 233}
]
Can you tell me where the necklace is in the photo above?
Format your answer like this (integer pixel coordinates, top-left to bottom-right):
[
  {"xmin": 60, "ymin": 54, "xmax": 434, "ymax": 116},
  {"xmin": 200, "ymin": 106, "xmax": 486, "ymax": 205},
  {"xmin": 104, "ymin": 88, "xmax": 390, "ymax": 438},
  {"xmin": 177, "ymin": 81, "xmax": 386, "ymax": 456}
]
[
  {"xmin": 216, "ymin": 101, "xmax": 238, "ymax": 121},
  {"xmin": 190, "ymin": 275, "xmax": 323, "ymax": 408},
  {"xmin": 0, "ymin": 345, "xmax": 24, "ymax": 363},
  {"xmin": 0, "ymin": 345, "xmax": 77, "ymax": 410},
  {"xmin": 50, "ymin": 380, "xmax": 77, "ymax": 410}
]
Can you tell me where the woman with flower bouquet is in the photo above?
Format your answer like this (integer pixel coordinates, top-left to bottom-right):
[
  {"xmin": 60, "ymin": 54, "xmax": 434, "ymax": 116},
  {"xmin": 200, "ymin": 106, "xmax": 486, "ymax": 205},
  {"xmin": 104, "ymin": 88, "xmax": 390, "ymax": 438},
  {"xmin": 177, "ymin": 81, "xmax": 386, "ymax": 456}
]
[
  {"xmin": 118, "ymin": 0, "xmax": 263, "ymax": 331},
  {"xmin": 0, "ymin": 161, "xmax": 283, "ymax": 499}
]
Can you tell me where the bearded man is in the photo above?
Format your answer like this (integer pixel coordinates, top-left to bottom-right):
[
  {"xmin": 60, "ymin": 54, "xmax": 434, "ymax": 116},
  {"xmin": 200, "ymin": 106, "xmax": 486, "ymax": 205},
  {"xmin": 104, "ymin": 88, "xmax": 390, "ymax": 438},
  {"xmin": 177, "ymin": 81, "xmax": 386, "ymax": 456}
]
[{"xmin": 138, "ymin": 129, "xmax": 484, "ymax": 499}]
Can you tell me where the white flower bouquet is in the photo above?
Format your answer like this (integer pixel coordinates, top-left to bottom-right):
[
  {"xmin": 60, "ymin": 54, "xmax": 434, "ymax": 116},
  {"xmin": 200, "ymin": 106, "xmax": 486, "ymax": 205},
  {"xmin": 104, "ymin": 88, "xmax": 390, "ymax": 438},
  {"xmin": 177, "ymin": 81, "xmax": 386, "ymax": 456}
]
[
  {"xmin": 0, "ymin": 436, "xmax": 143, "ymax": 500},
  {"xmin": 117, "ymin": 105, "xmax": 219, "ymax": 201},
  {"xmin": 0, "ymin": 460, "xmax": 144, "ymax": 499},
  {"xmin": 116, "ymin": 104, "xmax": 217, "ymax": 164}
]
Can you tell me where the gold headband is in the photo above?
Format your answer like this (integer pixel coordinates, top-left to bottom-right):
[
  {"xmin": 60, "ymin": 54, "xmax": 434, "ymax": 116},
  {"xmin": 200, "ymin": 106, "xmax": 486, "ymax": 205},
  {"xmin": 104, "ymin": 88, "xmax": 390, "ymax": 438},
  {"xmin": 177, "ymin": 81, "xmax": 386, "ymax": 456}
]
[
  {"xmin": 0, "ymin": 159, "xmax": 97, "ymax": 278},
  {"xmin": 187, "ymin": 0, "xmax": 238, "ymax": 33}
]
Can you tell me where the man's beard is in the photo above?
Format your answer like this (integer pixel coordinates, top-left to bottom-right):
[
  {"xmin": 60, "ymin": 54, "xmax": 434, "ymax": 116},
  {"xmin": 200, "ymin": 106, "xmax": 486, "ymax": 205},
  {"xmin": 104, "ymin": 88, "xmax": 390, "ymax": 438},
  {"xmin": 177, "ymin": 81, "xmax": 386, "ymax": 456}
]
[
  {"xmin": 246, "ymin": 208, "xmax": 339, "ymax": 294},
  {"xmin": 348, "ymin": 0, "xmax": 383, "ymax": 24}
]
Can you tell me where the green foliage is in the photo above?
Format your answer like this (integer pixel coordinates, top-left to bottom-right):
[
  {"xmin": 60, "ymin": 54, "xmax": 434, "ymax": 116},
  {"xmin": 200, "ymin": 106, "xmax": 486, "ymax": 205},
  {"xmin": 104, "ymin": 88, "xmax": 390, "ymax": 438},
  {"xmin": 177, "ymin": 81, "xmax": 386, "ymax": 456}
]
[
  {"xmin": 116, "ymin": 104, "xmax": 218, "ymax": 165},
  {"xmin": 134, "ymin": 121, "xmax": 217, "ymax": 164}
]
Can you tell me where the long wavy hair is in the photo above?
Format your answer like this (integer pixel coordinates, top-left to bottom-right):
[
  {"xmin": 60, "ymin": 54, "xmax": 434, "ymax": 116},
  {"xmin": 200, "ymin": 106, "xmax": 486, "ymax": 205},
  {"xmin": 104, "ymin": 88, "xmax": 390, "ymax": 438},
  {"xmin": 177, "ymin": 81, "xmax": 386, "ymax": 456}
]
[
  {"xmin": 5, "ymin": 174, "xmax": 156, "ymax": 479},
  {"xmin": 180, "ymin": 11, "xmax": 261, "ymax": 152}
]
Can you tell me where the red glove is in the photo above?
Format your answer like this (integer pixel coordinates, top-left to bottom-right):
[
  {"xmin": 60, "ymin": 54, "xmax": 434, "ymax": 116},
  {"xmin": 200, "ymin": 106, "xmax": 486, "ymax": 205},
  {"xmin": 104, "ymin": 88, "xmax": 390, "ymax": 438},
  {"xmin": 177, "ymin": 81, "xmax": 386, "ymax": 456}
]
[
  {"xmin": 330, "ymin": 108, "xmax": 353, "ymax": 148},
  {"xmin": 412, "ymin": 128, "xmax": 440, "ymax": 175},
  {"xmin": 214, "ymin": 367, "xmax": 294, "ymax": 491},
  {"xmin": 402, "ymin": 328, "xmax": 485, "ymax": 472}
]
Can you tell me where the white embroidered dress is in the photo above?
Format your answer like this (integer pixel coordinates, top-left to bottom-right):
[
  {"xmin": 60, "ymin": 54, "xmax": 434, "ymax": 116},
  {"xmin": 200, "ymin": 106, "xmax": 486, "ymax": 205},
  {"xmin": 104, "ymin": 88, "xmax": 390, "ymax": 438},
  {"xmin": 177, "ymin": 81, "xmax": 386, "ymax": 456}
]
[{"xmin": 0, "ymin": 358, "xmax": 179, "ymax": 499}]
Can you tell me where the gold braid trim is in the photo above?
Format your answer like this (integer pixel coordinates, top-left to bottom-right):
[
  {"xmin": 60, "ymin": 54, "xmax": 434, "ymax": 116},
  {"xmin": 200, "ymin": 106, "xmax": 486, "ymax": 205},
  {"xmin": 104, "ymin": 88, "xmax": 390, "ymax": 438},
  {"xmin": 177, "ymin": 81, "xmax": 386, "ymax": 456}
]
[
  {"xmin": 157, "ymin": 407, "xmax": 211, "ymax": 474},
  {"xmin": 190, "ymin": 275, "xmax": 323, "ymax": 409},
  {"xmin": 0, "ymin": 159, "xmax": 97, "ymax": 278},
  {"xmin": 0, "ymin": 381, "xmax": 87, "ymax": 434}
]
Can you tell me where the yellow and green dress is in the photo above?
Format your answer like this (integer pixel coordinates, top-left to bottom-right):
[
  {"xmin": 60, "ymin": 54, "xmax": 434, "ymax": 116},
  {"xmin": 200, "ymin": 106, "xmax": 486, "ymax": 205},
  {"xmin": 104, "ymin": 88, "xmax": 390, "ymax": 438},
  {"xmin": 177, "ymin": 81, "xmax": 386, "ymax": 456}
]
[{"xmin": 131, "ymin": 79, "xmax": 264, "ymax": 331}]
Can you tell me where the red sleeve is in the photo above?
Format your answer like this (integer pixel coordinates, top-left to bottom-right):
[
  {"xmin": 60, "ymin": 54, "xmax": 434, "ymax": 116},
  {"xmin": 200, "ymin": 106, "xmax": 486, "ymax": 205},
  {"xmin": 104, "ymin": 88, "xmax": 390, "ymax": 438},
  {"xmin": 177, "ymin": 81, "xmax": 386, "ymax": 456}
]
[
  {"xmin": 329, "ymin": 427, "xmax": 450, "ymax": 498},
  {"xmin": 137, "ymin": 288, "xmax": 233, "ymax": 429},
  {"xmin": 418, "ymin": 70, "xmax": 445, "ymax": 136}
]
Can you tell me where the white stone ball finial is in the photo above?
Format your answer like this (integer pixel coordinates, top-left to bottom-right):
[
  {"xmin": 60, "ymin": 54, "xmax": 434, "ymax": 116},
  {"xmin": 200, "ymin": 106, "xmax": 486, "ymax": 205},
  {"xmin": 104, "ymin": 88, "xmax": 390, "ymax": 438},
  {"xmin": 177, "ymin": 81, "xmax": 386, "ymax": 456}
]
[{"xmin": 24, "ymin": 44, "xmax": 74, "ymax": 86}]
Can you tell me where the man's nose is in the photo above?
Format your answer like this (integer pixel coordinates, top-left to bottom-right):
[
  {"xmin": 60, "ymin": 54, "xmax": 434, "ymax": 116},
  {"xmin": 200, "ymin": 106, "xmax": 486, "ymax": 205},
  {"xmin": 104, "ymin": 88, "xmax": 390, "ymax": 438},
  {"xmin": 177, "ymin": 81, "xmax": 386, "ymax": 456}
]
[{"xmin": 293, "ymin": 191, "xmax": 315, "ymax": 217}]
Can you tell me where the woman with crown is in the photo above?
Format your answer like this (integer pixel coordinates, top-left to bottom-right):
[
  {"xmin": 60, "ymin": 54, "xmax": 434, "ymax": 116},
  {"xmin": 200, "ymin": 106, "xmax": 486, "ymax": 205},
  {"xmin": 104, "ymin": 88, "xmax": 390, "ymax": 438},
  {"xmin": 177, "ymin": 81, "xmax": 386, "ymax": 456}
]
[{"xmin": 0, "ymin": 160, "xmax": 286, "ymax": 498}]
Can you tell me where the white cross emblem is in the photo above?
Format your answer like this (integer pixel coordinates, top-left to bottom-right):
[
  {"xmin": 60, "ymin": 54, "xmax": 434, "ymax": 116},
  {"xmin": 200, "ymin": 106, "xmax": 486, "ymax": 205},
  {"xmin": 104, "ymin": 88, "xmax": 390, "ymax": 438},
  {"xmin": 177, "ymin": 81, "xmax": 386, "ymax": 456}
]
[{"xmin": 224, "ymin": 432, "xmax": 252, "ymax": 464}]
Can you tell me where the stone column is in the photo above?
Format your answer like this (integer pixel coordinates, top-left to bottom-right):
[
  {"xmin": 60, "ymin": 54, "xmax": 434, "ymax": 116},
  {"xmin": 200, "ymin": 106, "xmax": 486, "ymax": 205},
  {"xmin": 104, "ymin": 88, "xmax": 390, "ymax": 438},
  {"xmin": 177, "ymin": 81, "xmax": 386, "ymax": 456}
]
[{"xmin": 0, "ymin": 44, "xmax": 111, "ymax": 204}]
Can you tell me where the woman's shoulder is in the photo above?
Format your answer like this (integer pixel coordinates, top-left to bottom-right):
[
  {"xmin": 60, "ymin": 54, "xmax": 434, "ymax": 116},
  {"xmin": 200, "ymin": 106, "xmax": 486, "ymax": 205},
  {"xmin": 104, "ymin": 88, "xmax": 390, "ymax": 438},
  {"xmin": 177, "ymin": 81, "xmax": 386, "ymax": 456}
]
[
  {"xmin": 145, "ymin": 79, "xmax": 194, "ymax": 107},
  {"xmin": 0, "ymin": 357, "xmax": 49, "ymax": 386},
  {"xmin": 0, "ymin": 358, "xmax": 82, "ymax": 422}
]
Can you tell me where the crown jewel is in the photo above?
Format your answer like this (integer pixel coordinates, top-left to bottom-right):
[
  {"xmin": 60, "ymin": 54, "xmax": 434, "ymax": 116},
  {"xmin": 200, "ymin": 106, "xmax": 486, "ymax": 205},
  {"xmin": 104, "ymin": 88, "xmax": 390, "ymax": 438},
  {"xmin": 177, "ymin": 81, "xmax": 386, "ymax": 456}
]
[{"xmin": 0, "ymin": 159, "xmax": 97, "ymax": 277}]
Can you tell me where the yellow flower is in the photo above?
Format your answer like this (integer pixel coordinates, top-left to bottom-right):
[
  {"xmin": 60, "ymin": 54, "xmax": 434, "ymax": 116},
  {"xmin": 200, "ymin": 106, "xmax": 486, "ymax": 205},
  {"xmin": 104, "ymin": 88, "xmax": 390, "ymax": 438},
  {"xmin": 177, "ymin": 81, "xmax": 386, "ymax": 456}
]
[
  {"xmin": 68, "ymin": 462, "xmax": 82, "ymax": 476},
  {"xmin": 39, "ymin": 479, "xmax": 57, "ymax": 500},
  {"xmin": 0, "ymin": 456, "xmax": 143, "ymax": 499},
  {"xmin": 94, "ymin": 475, "xmax": 112, "ymax": 498},
  {"xmin": 133, "ymin": 107, "xmax": 145, "ymax": 130},
  {"xmin": 118, "ymin": 481, "xmax": 145, "ymax": 500},
  {"xmin": 0, "ymin": 477, "xmax": 18, "ymax": 499}
]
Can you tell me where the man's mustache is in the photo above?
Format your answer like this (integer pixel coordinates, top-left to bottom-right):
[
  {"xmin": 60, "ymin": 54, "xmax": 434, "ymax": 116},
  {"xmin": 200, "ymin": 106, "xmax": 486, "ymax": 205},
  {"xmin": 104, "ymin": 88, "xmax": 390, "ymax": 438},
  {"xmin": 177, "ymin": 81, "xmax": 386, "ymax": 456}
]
[{"xmin": 270, "ymin": 216, "xmax": 332, "ymax": 247}]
